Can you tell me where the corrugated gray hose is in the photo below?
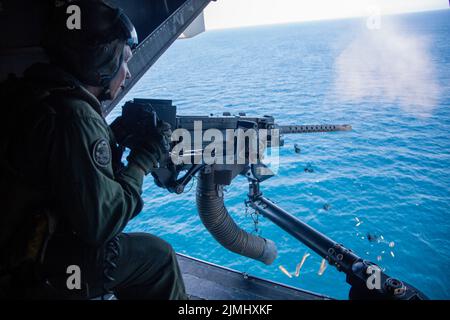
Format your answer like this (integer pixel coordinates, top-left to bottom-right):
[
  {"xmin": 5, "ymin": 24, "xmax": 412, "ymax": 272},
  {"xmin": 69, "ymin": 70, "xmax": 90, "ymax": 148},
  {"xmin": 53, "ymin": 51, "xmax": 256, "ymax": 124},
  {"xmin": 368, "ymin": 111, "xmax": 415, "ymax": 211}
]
[{"xmin": 196, "ymin": 170, "xmax": 277, "ymax": 265}]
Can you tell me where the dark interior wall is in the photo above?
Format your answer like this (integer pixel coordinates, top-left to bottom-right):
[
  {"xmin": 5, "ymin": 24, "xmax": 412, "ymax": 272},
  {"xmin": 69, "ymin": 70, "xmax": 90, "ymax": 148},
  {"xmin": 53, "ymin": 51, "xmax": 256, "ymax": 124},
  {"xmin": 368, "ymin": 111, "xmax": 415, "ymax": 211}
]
[
  {"xmin": 0, "ymin": 0, "xmax": 51, "ymax": 49},
  {"xmin": 0, "ymin": 0, "xmax": 186, "ymax": 49},
  {"xmin": 0, "ymin": 0, "xmax": 187, "ymax": 79},
  {"xmin": 115, "ymin": 0, "xmax": 187, "ymax": 44}
]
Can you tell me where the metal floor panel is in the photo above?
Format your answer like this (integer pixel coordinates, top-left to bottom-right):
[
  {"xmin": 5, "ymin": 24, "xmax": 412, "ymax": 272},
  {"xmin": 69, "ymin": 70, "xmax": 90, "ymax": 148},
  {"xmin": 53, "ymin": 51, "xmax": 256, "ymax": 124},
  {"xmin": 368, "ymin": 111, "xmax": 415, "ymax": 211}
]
[{"xmin": 177, "ymin": 253, "xmax": 331, "ymax": 300}]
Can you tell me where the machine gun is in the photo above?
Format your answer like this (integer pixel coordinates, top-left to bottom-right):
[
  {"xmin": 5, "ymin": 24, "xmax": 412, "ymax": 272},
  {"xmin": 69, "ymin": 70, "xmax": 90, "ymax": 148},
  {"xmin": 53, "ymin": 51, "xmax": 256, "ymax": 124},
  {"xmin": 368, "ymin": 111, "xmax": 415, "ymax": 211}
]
[
  {"xmin": 116, "ymin": 98, "xmax": 351, "ymax": 193},
  {"xmin": 116, "ymin": 98, "xmax": 427, "ymax": 300}
]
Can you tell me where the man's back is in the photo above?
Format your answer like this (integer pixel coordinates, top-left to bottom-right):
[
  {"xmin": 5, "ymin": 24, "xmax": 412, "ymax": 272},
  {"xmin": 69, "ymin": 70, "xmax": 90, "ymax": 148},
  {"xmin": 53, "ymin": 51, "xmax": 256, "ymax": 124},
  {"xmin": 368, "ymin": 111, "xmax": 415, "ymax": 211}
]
[
  {"xmin": 1, "ymin": 62, "xmax": 187, "ymax": 300},
  {"xmin": 1, "ymin": 0, "xmax": 187, "ymax": 300}
]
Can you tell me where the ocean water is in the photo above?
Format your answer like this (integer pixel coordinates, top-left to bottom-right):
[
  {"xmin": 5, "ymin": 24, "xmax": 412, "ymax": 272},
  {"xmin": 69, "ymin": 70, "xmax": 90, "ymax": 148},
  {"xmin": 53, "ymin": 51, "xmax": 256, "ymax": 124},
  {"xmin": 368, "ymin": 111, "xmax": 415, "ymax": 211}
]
[{"xmin": 108, "ymin": 10, "xmax": 450, "ymax": 299}]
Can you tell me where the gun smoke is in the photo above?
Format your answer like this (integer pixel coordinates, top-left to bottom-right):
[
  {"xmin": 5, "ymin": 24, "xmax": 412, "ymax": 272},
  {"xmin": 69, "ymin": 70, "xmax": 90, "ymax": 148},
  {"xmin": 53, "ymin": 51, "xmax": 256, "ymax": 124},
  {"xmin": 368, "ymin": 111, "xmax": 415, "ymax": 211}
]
[{"xmin": 333, "ymin": 21, "xmax": 441, "ymax": 117}]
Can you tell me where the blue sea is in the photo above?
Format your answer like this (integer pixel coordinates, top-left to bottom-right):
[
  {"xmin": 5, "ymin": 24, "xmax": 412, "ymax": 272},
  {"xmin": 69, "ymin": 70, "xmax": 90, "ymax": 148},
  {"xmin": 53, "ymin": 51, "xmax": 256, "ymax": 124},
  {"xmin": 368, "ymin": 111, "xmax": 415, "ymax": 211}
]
[{"xmin": 108, "ymin": 9, "xmax": 450, "ymax": 299}]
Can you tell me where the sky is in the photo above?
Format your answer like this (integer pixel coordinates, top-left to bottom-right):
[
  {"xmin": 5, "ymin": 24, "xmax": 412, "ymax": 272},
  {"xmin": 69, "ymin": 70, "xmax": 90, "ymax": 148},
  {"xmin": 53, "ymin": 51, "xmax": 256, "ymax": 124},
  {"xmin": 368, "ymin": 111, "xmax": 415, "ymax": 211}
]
[{"xmin": 203, "ymin": 0, "xmax": 448, "ymax": 30}]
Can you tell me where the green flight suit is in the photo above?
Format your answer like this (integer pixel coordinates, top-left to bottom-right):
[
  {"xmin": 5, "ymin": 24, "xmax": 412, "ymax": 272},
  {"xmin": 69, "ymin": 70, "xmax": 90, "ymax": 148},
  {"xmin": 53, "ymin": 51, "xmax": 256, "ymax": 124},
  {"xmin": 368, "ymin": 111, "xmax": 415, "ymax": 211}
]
[{"xmin": 1, "ymin": 63, "xmax": 186, "ymax": 299}]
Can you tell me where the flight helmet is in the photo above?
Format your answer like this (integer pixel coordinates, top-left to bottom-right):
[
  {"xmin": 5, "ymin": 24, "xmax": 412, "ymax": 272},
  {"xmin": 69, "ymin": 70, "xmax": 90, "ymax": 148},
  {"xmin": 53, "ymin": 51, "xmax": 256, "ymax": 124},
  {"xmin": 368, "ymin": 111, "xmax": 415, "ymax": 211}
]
[{"xmin": 44, "ymin": 0, "xmax": 138, "ymax": 92}]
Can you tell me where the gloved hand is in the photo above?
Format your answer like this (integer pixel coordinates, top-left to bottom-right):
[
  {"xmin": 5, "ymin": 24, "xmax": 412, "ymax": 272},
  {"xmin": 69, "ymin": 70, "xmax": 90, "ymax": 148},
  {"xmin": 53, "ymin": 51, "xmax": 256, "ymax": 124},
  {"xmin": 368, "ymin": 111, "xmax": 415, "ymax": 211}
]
[
  {"xmin": 127, "ymin": 143, "xmax": 162, "ymax": 175},
  {"xmin": 126, "ymin": 120, "xmax": 172, "ymax": 175},
  {"xmin": 110, "ymin": 101, "xmax": 173, "ymax": 175}
]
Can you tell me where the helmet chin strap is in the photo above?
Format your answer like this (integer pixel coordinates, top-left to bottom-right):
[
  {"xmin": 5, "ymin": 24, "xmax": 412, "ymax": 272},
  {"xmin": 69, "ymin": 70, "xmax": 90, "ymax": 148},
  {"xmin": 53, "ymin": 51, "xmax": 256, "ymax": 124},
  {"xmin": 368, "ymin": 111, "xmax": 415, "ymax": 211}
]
[{"xmin": 98, "ymin": 87, "xmax": 113, "ymax": 101}]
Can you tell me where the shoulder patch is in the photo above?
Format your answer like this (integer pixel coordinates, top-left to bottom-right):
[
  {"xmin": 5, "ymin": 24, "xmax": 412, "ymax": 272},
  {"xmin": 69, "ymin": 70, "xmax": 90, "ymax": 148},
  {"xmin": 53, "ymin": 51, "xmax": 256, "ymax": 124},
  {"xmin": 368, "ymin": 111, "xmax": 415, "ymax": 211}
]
[{"xmin": 92, "ymin": 139, "xmax": 111, "ymax": 167}]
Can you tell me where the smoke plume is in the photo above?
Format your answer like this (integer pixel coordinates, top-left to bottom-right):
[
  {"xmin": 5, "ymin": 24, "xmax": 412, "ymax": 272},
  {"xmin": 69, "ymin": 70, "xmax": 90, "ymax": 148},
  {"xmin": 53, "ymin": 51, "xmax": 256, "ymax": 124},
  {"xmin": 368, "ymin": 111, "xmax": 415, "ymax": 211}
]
[{"xmin": 333, "ymin": 21, "xmax": 441, "ymax": 117}]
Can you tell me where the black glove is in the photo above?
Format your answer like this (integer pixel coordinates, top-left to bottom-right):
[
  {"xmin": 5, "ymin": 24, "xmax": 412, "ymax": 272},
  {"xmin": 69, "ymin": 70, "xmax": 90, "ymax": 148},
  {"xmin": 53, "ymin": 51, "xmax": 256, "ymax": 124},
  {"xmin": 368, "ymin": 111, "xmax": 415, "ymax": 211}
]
[
  {"xmin": 126, "ymin": 120, "xmax": 172, "ymax": 175},
  {"xmin": 127, "ymin": 143, "xmax": 161, "ymax": 175},
  {"xmin": 110, "ymin": 101, "xmax": 173, "ymax": 175}
]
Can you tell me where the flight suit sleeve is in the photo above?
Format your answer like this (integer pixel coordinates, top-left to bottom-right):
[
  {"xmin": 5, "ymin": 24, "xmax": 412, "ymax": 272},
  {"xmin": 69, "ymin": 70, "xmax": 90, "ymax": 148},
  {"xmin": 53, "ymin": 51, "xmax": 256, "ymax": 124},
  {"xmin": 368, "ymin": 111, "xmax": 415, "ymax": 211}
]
[{"xmin": 57, "ymin": 114, "xmax": 145, "ymax": 246}]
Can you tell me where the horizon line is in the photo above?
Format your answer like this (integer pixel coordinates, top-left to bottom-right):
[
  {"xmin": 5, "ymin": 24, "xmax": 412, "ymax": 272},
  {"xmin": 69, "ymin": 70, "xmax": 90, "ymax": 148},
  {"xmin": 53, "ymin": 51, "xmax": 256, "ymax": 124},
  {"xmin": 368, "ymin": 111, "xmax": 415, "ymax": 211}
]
[{"xmin": 205, "ymin": 7, "xmax": 448, "ymax": 31}]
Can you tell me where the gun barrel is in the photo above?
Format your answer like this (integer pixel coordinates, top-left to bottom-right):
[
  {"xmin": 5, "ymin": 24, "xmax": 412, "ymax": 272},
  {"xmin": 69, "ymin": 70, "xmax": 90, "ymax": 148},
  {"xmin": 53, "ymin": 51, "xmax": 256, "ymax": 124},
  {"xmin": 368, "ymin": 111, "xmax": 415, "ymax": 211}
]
[
  {"xmin": 279, "ymin": 124, "xmax": 352, "ymax": 134},
  {"xmin": 249, "ymin": 194, "xmax": 359, "ymax": 273}
]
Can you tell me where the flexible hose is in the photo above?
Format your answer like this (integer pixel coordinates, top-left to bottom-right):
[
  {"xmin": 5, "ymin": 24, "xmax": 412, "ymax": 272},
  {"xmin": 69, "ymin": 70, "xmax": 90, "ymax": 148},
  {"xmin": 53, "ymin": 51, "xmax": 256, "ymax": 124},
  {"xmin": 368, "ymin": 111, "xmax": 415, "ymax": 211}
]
[{"xmin": 196, "ymin": 169, "xmax": 277, "ymax": 265}]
